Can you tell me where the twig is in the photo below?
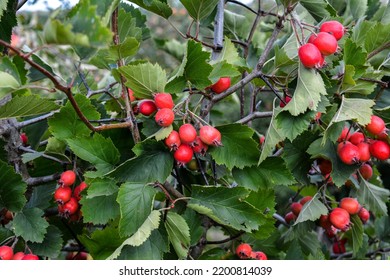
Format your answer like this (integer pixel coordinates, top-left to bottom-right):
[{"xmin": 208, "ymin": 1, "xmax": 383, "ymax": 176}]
[
  {"xmin": 26, "ymin": 173, "xmax": 61, "ymax": 186},
  {"xmin": 16, "ymin": 111, "xmax": 59, "ymax": 129},
  {"xmin": 18, "ymin": 146, "xmax": 70, "ymax": 165},
  {"xmin": 367, "ymin": 42, "xmax": 390, "ymax": 60},
  {"xmin": 194, "ymin": 153, "xmax": 209, "ymax": 185},
  {"xmin": 236, "ymin": 111, "xmax": 273, "ymax": 124}
]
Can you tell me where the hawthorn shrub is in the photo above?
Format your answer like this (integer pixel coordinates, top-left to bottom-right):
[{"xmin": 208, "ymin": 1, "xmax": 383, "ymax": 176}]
[{"xmin": 0, "ymin": 0, "xmax": 390, "ymax": 260}]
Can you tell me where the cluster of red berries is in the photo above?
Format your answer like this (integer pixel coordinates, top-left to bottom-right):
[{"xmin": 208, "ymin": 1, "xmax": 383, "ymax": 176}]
[
  {"xmin": 298, "ymin": 20, "xmax": 345, "ymax": 68},
  {"xmin": 0, "ymin": 245, "xmax": 39, "ymax": 260},
  {"xmin": 54, "ymin": 170, "xmax": 87, "ymax": 220},
  {"xmin": 284, "ymin": 196, "xmax": 312, "ymax": 224},
  {"xmin": 165, "ymin": 124, "xmax": 222, "ymax": 166},
  {"xmin": 235, "ymin": 243, "xmax": 267, "ymax": 260}
]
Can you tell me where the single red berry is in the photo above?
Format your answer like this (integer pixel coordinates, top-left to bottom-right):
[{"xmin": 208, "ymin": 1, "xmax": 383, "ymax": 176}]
[
  {"xmin": 165, "ymin": 130, "xmax": 181, "ymax": 151},
  {"xmin": 358, "ymin": 207, "xmax": 370, "ymax": 224},
  {"xmin": 251, "ymin": 251, "xmax": 267, "ymax": 260},
  {"xmin": 320, "ymin": 20, "xmax": 346, "ymax": 41},
  {"xmin": 319, "ymin": 214, "xmax": 331, "ymax": 229},
  {"xmin": 73, "ymin": 181, "xmax": 88, "ymax": 201},
  {"xmin": 337, "ymin": 127, "xmax": 351, "ymax": 143},
  {"xmin": 154, "ymin": 93, "xmax": 174, "ymax": 109},
  {"xmin": 121, "ymin": 88, "xmax": 135, "ymax": 102},
  {"xmin": 357, "ymin": 142, "xmax": 371, "ymax": 162},
  {"xmin": 235, "ymin": 243, "xmax": 252, "ymax": 259},
  {"xmin": 12, "ymin": 252, "xmax": 25, "ymax": 260},
  {"xmin": 366, "ymin": 115, "xmax": 386, "ymax": 136},
  {"xmin": 284, "ymin": 211, "xmax": 296, "ymax": 224},
  {"xmin": 0, "ymin": 245, "xmax": 14, "ymax": 260},
  {"xmin": 377, "ymin": 131, "xmax": 388, "ymax": 141},
  {"xmin": 359, "ymin": 163, "xmax": 373, "ymax": 180},
  {"xmin": 299, "ymin": 196, "xmax": 312, "ymax": 206},
  {"xmin": 329, "ymin": 207, "xmax": 350, "ymax": 231},
  {"xmin": 59, "ymin": 170, "xmax": 76, "ymax": 187},
  {"xmin": 20, "ymin": 133, "xmax": 28, "ymax": 146},
  {"xmin": 179, "ymin": 123, "xmax": 197, "ymax": 144},
  {"xmin": 318, "ymin": 158, "xmax": 332, "ymax": 175},
  {"xmin": 349, "ymin": 132, "xmax": 365, "ymax": 145},
  {"xmin": 199, "ymin": 125, "xmax": 222, "ymax": 146},
  {"xmin": 22, "ymin": 254, "xmax": 39, "ymax": 260},
  {"xmin": 259, "ymin": 135, "xmax": 265, "ymax": 145},
  {"xmin": 291, "ymin": 202, "xmax": 302, "ymax": 216},
  {"xmin": 298, "ymin": 43, "xmax": 322, "ymax": 68},
  {"xmin": 369, "ymin": 140, "xmax": 390, "ymax": 160},
  {"xmin": 192, "ymin": 137, "xmax": 208, "ymax": 155},
  {"xmin": 339, "ymin": 197, "xmax": 360, "ymax": 215},
  {"xmin": 308, "ymin": 34, "xmax": 317, "ymax": 44},
  {"xmin": 174, "ymin": 144, "xmax": 193, "ymax": 166},
  {"xmin": 62, "ymin": 197, "xmax": 79, "ymax": 216},
  {"xmin": 280, "ymin": 96, "xmax": 292, "ymax": 108},
  {"xmin": 337, "ymin": 142, "xmax": 360, "ymax": 165},
  {"xmin": 54, "ymin": 185, "xmax": 72, "ymax": 205},
  {"xmin": 311, "ymin": 32, "xmax": 338, "ymax": 56},
  {"xmin": 332, "ymin": 239, "xmax": 347, "ymax": 254},
  {"xmin": 210, "ymin": 77, "xmax": 231, "ymax": 94},
  {"xmin": 155, "ymin": 108, "xmax": 175, "ymax": 127},
  {"xmin": 138, "ymin": 100, "xmax": 157, "ymax": 116}
]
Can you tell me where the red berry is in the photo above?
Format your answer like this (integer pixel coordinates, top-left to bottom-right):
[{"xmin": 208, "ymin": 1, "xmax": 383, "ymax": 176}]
[
  {"xmin": 339, "ymin": 197, "xmax": 360, "ymax": 215},
  {"xmin": 349, "ymin": 132, "xmax": 365, "ymax": 145},
  {"xmin": 320, "ymin": 21, "xmax": 346, "ymax": 41},
  {"xmin": 20, "ymin": 133, "xmax": 28, "ymax": 145},
  {"xmin": 338, "ymin": 142, "xmax": 360, "ymax": 165},
  {"xmin": 174, "ymin": 144, "xmax": 193, "ymax": 166},
  {"xmin": 319, "ymin": 214, "xmax": 331, "ymax": 229},
  {"xmin": 357, "ymin": 142, "xmax": 371, "ymax": 162},
  {"xmin": 59, "ymin": 170, "xmax": 76, "ymax": 187},
  {"xmin": 259, "ymin": 135, "xmax": 265, "ymax": 145},
  {"xmin": 179, "ymin": 124, "xmax": 197, "ymax": 144},
  {"xmin": 366, "ymin": 115, "xmax": 386, "ymax": 136},
  {"xmin": 337, "ymin": 127, "xmax": 351, "ymax": 143},
  {"xmin": 165, "ymin": 130, "xmax": 181, "ymax": 151},
  {"xmin": 308, "ymin": 34, "xmax": 317, "ymax": 44},
  {"xmin": 318, "ymin": 158, "xmax": 332, "ymax": 175},
  {"xmin": 154, "ymin": 93, "xmax": 174, "ymax": 109},
  {"xmin": 358, "ymin": 207, "xmax": 370, "ymax": 224},
  {"xmin": 329, "ymin": 207, "xmax": 350, "ymax": 231},
  {"xmin": 22, "ymin": 254, "xmax": 39, "ymax": 260},
  {"xmin": 0, "ymin": 245, "xmax": 14, "ymax": 260},
  {"xmin": 155, "ymin": 108, "xmax": 175, "ymax": 127},
  {"xmin": 280, "ymin": 96, "xmax": 292, "ymax": 108},
  {"xmin": 210, "ymin": 77, "xmax": 231, "ymax": 94},
  {"xmin": 138, "ymin": 100, "xmax": 157, "ymax": 116},
  {"xmin": 54, "ymin": 186, "xmax": 72, "ymax": 204},
  {"xmin": 122, "ymin": 88, "xmax": 135, "ymax": 102},
  {"xmin": 311, "ymin": 32, "xmax": 338, "ymax": 56},
  {"xmin": 67, "ymin": 251, "xmax": 89, "ymax": 260},
  {"xmin": 12, "ymin": 252, "xmax": 25, "ymax": 260},
  {"xmin": 235, "ymin": 243, "xmax": 252, "ymax": 259},
  {"xmin": 332, "ymin": 239, "xmax": 347, "ymax": 254},
  {"xmin": 291, "ymin": 202, "xmax": 302, "ymax": 216},
  {"xmin": 359, "ymin": 163, "xmax": 373, "ymax": 180},
  {"xmin": 251, "ymin": 251, "xmax": 267, "ymax": 260},
  {"xmin": 299, "ymin": 196, "xmax": 312, "ymax": 206},
  {"xmin": 199, "ymin": 126, "xmax": 222, "ymax": 146},
  {"xmin": 369, "ymin": 140, "xmax": 390, "ymax": 160},
  {"xmin": 284, "ymin": 211, "xmax": 296, "ymax": 224},
  {"xmin": 298, "ymin": 43, "xmax": 322, "ymax": 68},
  {"xmin": 73, "ymin": 181, "xmax": 88, "ymax": 201},
  {"xmin": 192, "ymin": 137, "xmax": 208, "ymax": 155},
  {"xmin": 62, "ymin": 197, "xmax": 79, "ymax": 216}
]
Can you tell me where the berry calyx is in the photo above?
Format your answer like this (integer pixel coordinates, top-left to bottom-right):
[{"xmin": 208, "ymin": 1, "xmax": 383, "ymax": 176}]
[
  {"xmin": 73, "ymin": 181, "xmax": 88, "ymax": 201},
  {"xmin": 251, "ymin": 251, "xmax": 267, "ymax": 260},
  {"xmin": 59, "ymin": 170, "xmax": 76, "ymax": 187},
  {"xmin": 358, "ymin": 207, "xmax": 370, "ymax": 224},
  {"xmin": 329, "ymin": 207, "xmax": 350, "ymax": 231},
  {"xmin": 62, "ymin": 197, "xmax": 79, "ymax": 216},
  {"xmin": 366, "ymin": 115, "xmax": 386, "ymax": 136},
  {"xmin": 154, "ymin": 93, "xmax": 174, "ymax": 109},
  {"xmin": 369, "ymin": 140, "xmax": 390, "ymax": 160},
  {"xmin": 22, "ymin": 254, "xmax": 39, "ymax": 260},
  {"xmin": 138, "ymin": 100, "xmax": 157, "ymax": 116},
  {"xmin": 54, "ymin": 185, "xmax": 72, "ymax": 205},
  {"xmin": 359, "ymin": 163, "xmax": 373, "ymax": 180},
  {"xmin": 337, "ymin": 142, "xmax": 360, "ymax": 165},
  {"xmin": 339, "ymin": 197, "xmax": 360, "ymax": 215},
  {"xmin": 174, "ymin": 144, "xmax": 193, "ymax": 166},
  {"xmin": 210, "ymin": 77, "xmax": 231, "ymax": 94},
  {"xmin": 0, "ymin": 245, "xmax": 14, "ymax": 260},
  {"xmin": 192, "ymin": 137, "xmax": 208, "ymax": 155},
  {"xmin": 199, "ymin": 126, "xmax": 222, "ymax": 146},
  {"xmin": 298, "ymin": 43, "xmax": 322, "ymax": 68},
  {"xmin": 311, "ymin": 32, "xmax": 338, "ymax": 56},
  {"xmin": 155, "ymin": 108, "xmax": 175, "ymax": 127},
  {"xmin": 179, "ymin": 123, "xmax": 197, "ymax": 144},
  {"xmin": 235, "ymin": 243, "xmax": 252, "ymax": 259},
  {"xmin": 165, "ymin": 130, "xmax": 181, "ymax": 151},
  {"xmin": 320, "ymin": 20, "xmax": 346, "ymax": 41}
]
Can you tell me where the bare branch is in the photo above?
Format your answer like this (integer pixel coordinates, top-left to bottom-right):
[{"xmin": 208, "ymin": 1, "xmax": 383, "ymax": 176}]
[
  {"xmin": 16, "ymin": 111, "xmax": 59, "ymax": 129},
  {"xmin": 236, "ymin": 111, "xmax": 273, "ymax": 124},
  {"xmin": 26, "ymin": 173, "xmax": 61, "ymax": 186}
]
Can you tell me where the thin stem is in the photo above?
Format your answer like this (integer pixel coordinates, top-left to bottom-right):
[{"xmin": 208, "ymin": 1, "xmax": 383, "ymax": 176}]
[
  {"xmin": 367, "ymin": 42, "xmax": 390, "ymax": 60},
  {"xmin": 259, "ymin": 73, "xmax": 285, "ymax": 104},
  {"xmin": 236, "ymin": 111, "xmax": 273, "ymax": 124},
  {"xmin": 18, "ymin": 146, "xmax": 70, "ymax": 165},
  {"xmin": 194, "ymin": 153, "xmax": 209, "ymax": 185},
  {"xmin": 16, "ymin": 111, "xmax": 58, "ymax": 129},
  {"xmin": 26, "ymin": 173, "xmax": 61, "ymax": 186},
  {"xmin": 227, "ymin": 0, "xmax": 257, "ymax": 14},
  {"xmin": 17, "ymin": 0, "xmax": 29, "ymax": 10}
]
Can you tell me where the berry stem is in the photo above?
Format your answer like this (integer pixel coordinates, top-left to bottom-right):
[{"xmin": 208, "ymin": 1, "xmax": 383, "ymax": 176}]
[{"xmin": 194, "ymin": 153, "xmax": 210, "ymax": 185}]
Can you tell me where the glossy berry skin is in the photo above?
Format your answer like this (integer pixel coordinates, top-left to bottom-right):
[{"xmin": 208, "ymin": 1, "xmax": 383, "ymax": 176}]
[
  {"xmin": 174, "ymin": 144, "xmax": 193, "ymax": 166},
  {"xmin": 22, "ymin": 254, "xmax": 39, "ymax": 260},
  {"xmin": 235, "ymin": 243, "xmax": 252, "ymax": 259},
  {"xmin": 251, "ymin": 251, "xmax": 267, "ymax": 260},
  {"xmin": 165, "ymin": 130, "xmax": 181, "ymax": 151},
  {"xmin": 366, "ymin": 115, "xmax": 386, "ymax": 135},
  {"xmin": 0, "ymin": 246, "xmax": 14, "ymax": 260},
  {"xmin": 349, "ymin": 132, "xmax": 365, "ymax": 145},
  {"xmin": 59, "ymin": 170, "xmax": 76, "ymax": 187},
  {"xmin": 329, "ymin": 207, "xmax": 350, "ymax": 231},
  {"xmin": 340, "ymin": 197, "xmax": 360, "ymax": 215},
  {"xmin": 338, "ymin": 142, "xmax": 360, "ymax": 165},
  {"xmin": 199, "ymin": 126, "xmax": 222, "ymax": 146},
  {"xmin": 291, "ymin": 202, "xmax": 302, "ymax": 216},
  {"xmin": 211, "ymin": 77, "xmax": 231, "ymax": 94},
  {"xmin": 12, "ymin": 252, "xmax": 25, "ymax": 260},
  {"xmin": 155, "ymin": 108, "xmax": 175, "ymax": 127},
  {"xmin": 337, "ymin": 127, "xmax": 351, "ymax": 142},
  {"xmin": 299, "ymin": 196, "xmax": 312, "ymax": 206},
  {"xmin": 154, "ymin": 93, "xmax": 174, "ymax": 109},
  {"xmin": 298, "ymin": 43, "xmax": 322, "ymax": 68},
  {"xmin": 369, "ymin": 140, "xmax": 390, "ymax": 160},
  {"xmin": 357, "ymin": 142, "xmax": 371, "ymax": 162},
  {"xmin": 138, "ymin": 100, "xmax": 157, "ymax": 116},
  {"xmin": 179, "ymin": 124, "xmax": 197, "ymax": 144},
  {"xmin": 358, "ymin": 207, "xmax": 370, "ymax": 224},
  {"xmin": 284, "ymin": 211, "xmax": 296, "ymax": 224},
  {"xmin": 54, "ymin": 186, "xmax": 72, "ymax": 204},
  {"xmin": 73, "ymin": 181, "xmax": 88, "ymax": 201},
  {"xmin": 359, "ymin": 163, "xmax": 373, "ymax": 180},
  {"xmin": 20, "ymin": 133, "xmax": 28, "ymax": 146},
  {"xmin": 192, "ymin": 137, "xmax": 208, "ymax": 155},
  {"xmin": 320, "ymin": 21, "xmax": 346, "ymax": 41},
  {"xmin": 280, "ymin": 96, "xmax": 292, "ymax": 108},
  {"xmin": 62, "ymin": 197, "xmax": 79, "ymax": 216},
  {"xmin": 311, "ymin": 32, "xmax": 338, "ymax": 56}
]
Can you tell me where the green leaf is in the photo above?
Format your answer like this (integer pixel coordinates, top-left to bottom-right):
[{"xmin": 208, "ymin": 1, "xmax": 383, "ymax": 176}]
[
  {"xmin": 183, "ymin": 209, "xmax": 203, "ymax": 246},
  {"xmin": 28, "ymin": 225, "xmax": 63, "ymax": 259},
  {"xmin": 274, "ymin": 45, "xmax": 296, "ymax": 73},
  {"xmin": 43, "ymin": 19, "xmax": 89, "ymax": 47},
  {"xmin": 294, "ymin": 193, "xmax": 328, "ymax": 224},
  {"xmin": 48, "ymin": 94, "xmax": 100, "ymax": 140},
  {"xmin": 125, "ymin": 0, "xmax": 172, "ymax": 19},
  {"xmin": 0, "ymin": 0, "xmax": 17, "ymax": 53},
  {"xmin": 26, "ymin": 184, "xmax": 56, "ymax": 210},
  {"xmin": 276, "ymin": 110, "xmax": 316, "ymax": 141},
  {"xmin": 0, "ymin": 95, "xmax": 59, "ymax": 120},
  {"xmin": 80, "ymin": 191, "xmax": 120, "ymax": 225},
  {"xmin": 0, "ymin": 71, "xmax": 20, "ymax": 96},
  {"xmin": 350, "ymin": 214, "xmax": 364, "ymax": 257},
  {"xmin": 347, "ymin": 0, "xmax": 367, "ymax": 20},
  {"xmin": 209, "ymin": 61, "xmax": 240, "ymax": 84},
  {"xmin": 209, "ymin": 123, "xmax": 259, "ymax": 170},
  {"xmin": 282, "ymin": 63, "xmax": 327, "ymax": 116},
  {"xmin": 283, "ymin": 222, "xmax": 322, "ymax": 256},
  {"xmin": 343, "ymin": 39, "xmax": 368, "ymax": 77},
  {"xmin": 67, "ymin": 133, "xmax": 120, "ymax": 174},
  {"xmin": 117, "ymin": 182, "xmax": 157, "ymax": 237},
  {"xmin": 232, "ymin": 157, "xmax": 295, "ymax": 191},
  {"xmin": 188, "ymin": 186, "xmax": 264, "ymax": 232},
  {"xmin": 365, "ymin": 22, "xmax": 390, "ymax": 54},
  {"xmin": 165, "ymin": 212, "xmax": 190, "ymax": 259},
  {"xmin": 108, "ymin": 37, "xmax": 140, "ymax": 60},
  {"xmin": 356, "ymin": 176, "xmax": 390, "ymax": 217},
  {"xmin": 216, "ymin": 37, "xmax": 246, "ymax": 67},
  {"xmin": 84, "ymin": 177, "xmax": 118, "ymax": 198},
  {"xmin": 118, "ymin": 8, "xmax": 143, "ymax": 42},
  {"xmin": 119, "ymin": 62, "xmax": 167, "ymax": 99},
  {"xmin": 180, "ymin": 0, "xmax": 219, "ymax": 21},
  {"xmin": 13, "ymin": 207, "xmax": 49, "ymax": 243},
  {"xmin": 27, "ymin": 54, "xmax": 56, "ymax": 82},
  {"xmin": 90, "ymin": 0, "xmax": 120, "ymax": 26},
  {"xmin": 0, "ymin": 56, "xmax": 22, "ymax": 85},
  {"xmin": 299, "ymin": 0, "xmax": 334, "ymax": 22},
  {"xmin": 107, "ymin": 210, "xmax": 161, "ymax": 260},
  {"xmin": 0, "ymin": 160, "xmax": 27, "ymax": 212},
  {"xmin": 107, "ymin": 140, "xmax": 173, "ymax": 183}
]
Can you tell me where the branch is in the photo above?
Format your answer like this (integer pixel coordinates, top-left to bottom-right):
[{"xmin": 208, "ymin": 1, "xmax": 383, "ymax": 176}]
[
  {"xmin": 367, "ymin": 42, "xmax": 390, "ymax": 60},
  {"xmin": 212, "ymin": 0, "xmax": 225, "ymax": 54},
  {"xmin": 258, "ymin": 73, "xmax": 285, "ymax": 104},
  {"xmin": 16, "ymin": 111, "xmax": 58, "ymax": 129},
  {"xmin": 18, "ymin": 146, "xmax": 70, "ymax": 165},
  {"xmin": 235, "ymin": 111, "xmax": 273, "ymax": 124},
  {"xmin": 17, "ymin": 0, "xmax": 29, "ymax": 11},
  {"xmin": 26, "ymin": 173, "xmax": 61, "ymax": 186}
]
